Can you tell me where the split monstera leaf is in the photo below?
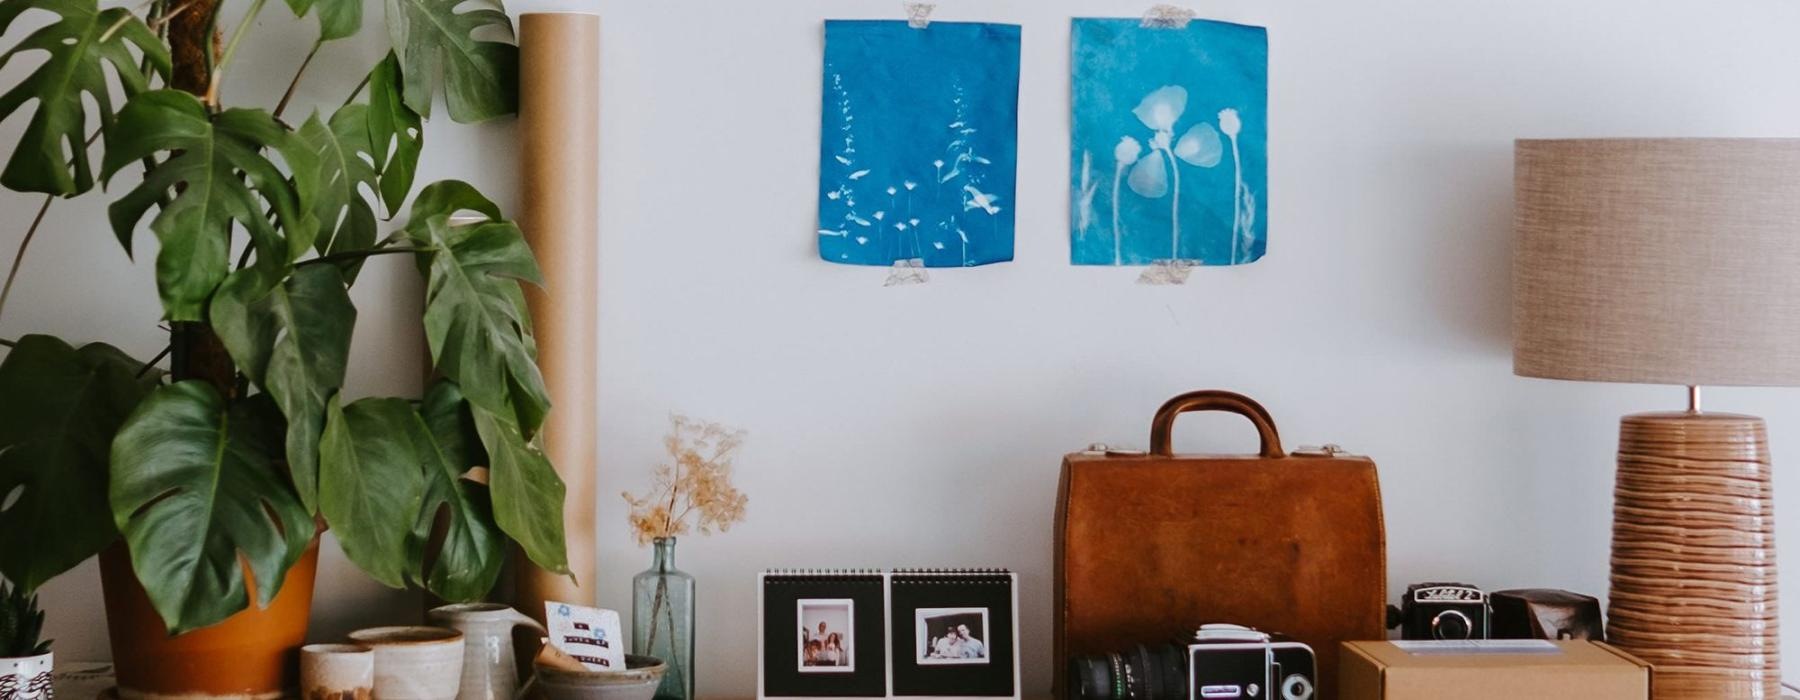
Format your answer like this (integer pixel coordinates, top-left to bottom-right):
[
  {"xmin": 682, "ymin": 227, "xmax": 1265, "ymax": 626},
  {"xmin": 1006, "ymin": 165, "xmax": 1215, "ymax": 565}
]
[{"xmin": 0, "ymin": 0, "xmax": 568, "ymax": 635}]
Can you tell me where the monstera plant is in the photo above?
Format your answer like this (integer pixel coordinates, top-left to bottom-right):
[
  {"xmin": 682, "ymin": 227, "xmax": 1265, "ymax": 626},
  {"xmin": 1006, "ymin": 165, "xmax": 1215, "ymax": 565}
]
[{"xmin": 0, "ymin": 0, "xmax": 568, "ymax": 637}]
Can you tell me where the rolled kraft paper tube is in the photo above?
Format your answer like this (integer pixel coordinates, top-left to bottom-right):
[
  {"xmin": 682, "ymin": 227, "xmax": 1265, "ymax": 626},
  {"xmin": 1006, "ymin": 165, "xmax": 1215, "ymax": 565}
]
[{"xmin": 517, "ymin": 12, "xmax": 600, "ymax": 619}]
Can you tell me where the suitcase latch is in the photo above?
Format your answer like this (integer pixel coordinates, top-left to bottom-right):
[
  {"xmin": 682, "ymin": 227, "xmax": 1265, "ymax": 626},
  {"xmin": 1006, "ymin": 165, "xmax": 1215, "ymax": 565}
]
[
  {"xmin": 1083, "ymin": 442, "xmax": 1147, "ymax": 456},
  {"xmin": 1294, "ymin": 443, "xmax": 1351, "ymax": 457}
]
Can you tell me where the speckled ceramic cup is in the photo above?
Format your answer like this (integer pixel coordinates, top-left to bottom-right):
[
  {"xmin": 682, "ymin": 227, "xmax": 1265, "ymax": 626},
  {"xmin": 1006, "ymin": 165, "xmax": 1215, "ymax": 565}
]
[
  {"xmin": 346, "ymin": 626, "xmax": 465, "ymax": 700},
  {"xmin": 300, "ymin": 644, "xmax": 373, "ymax": 700}
]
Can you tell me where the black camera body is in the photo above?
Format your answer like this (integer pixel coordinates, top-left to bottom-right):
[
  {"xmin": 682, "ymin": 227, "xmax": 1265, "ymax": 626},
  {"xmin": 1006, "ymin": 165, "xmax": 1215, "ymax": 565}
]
[
  {"xmin": 1068, "ymin": 624, "xmax": 1317, "ymax": 700},
  {"xmin": 1189, "ymin": 624, "xmax": 1316, "ymax": 700},
  {"xmin": 1392, "ymin": 582, "xmax": 1489, "ymax": 640}
]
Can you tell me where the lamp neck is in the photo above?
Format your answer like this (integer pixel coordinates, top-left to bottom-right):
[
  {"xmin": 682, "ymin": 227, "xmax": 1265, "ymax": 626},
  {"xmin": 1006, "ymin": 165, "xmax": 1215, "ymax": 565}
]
[{"xmin": 1687, "ymin": 385, "xmax": 1702, "ymax": 414}]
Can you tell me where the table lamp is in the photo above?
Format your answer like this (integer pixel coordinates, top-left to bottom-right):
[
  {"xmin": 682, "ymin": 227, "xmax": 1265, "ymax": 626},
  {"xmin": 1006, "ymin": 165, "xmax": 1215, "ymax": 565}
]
[{"xmin": 1513, "ymin": 138, "xmax": 1800, "ymax": 699}]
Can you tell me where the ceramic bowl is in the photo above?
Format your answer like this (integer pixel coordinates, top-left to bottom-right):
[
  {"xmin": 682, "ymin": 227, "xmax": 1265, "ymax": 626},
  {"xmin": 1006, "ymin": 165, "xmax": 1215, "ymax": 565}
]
[{"xmin": 527, "ymin": 655, "xmax": 667, "ymax": 700}]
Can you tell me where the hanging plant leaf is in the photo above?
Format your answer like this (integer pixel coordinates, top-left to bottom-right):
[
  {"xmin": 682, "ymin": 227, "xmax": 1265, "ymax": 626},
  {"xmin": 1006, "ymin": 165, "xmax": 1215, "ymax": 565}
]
[
  {"xmin": 210, "ymin": 264, "xmax": 356, "ymax": 513},
  {"xmin": 299, "ymin": 105, "xmax": 379, "ymax": 280},
  {"xmin": 383, "ymin": 0, "xmax": 518, "ymax": 122},
  {"xmin": 411, "ymin": 380, "xmax": 504, "ymax": 601},
  {"xmin": 471, "ymin": 405, "xmax": 568, "ymax": 576},
  {"xmin": 0, "ymin": 0, "xmax": 168, "ymax": 196},
  {"xmin": 318, "ymin": 397, "xmax": 426, "ymax": 588},
  {"xmin": 367, "ymin": 53, "xmax": 422, "ymax": 215},
  {"xmin": 0, "ymin": 335, "xmax": 155, "ymax": 592},
  {"xmin": 284, "ymin": 0, "xmax": 362, "ymax": 43},
  {"xmin": 405, "ymin": 180, "xmax": 550, "ymax": 437},
  {"xmin": 108, "ymin": 382, "xmax": 314, "ymax": 633},
  {"xmin": 101, "ymin": 91, "xmax": 320, "ymax": 321}
]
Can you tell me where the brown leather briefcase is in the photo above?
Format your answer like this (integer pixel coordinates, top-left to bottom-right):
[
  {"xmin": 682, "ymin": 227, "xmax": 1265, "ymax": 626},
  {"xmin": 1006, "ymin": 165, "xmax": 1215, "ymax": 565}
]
[{"xmin": 1054, "ymin": 390, "xmax": 1387, "ymax": 699}]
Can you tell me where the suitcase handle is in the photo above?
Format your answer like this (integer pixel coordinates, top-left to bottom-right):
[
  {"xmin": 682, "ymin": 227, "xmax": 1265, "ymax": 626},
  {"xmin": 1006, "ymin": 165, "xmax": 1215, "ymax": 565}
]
[{"xmin": 1149, "ymin": 390, "xmax": 1285, "ymax": 458}]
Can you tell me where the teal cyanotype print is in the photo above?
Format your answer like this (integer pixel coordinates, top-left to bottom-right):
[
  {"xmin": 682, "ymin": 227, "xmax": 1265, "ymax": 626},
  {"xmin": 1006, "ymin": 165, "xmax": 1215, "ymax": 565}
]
[
  {"xmin": 1071, "ymin": 18, "xmax": 1268, "ymax": 268},
  {"xmin": 818, "ymin": 20, "xmax": 1021, "ymax": 268}
]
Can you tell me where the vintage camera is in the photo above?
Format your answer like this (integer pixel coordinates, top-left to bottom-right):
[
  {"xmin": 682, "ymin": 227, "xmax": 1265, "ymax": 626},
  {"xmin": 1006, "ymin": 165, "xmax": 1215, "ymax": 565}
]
[
  {"xmin": 1068, "ymin": 623, "xmax": 1316, "ymax": 700},
  {"xmin": 1389, "ymin": 582, "xmax": 1490, "ymax": 640}
]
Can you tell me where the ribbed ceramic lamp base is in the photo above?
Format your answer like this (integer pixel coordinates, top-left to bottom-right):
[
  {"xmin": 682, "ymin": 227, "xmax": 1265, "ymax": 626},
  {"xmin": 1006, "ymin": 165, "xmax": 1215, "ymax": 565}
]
[{"xmin": 1607, "ymin": 412, "xmax": 1779, "ymax": 699}]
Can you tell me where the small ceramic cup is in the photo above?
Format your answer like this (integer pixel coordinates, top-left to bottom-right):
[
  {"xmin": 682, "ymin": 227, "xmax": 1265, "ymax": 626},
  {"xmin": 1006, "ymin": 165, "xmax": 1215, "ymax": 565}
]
[
  {"xmin": 346, "ymin": 626, "xmax": 465, "ymax": 700},
  {"xmin": 300, "ymin": 644, "xmax": 373, "ymax": 700},
  {"xmin": 2, "ymin": 652, "xmax": 53, "ymax": 700}
]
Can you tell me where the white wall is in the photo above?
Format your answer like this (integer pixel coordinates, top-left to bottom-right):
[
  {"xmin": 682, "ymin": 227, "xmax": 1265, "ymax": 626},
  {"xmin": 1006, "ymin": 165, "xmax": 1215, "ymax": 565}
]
[{"xmin": 14, "ymin": 0, "xmax": 1800, "ymax": 696}]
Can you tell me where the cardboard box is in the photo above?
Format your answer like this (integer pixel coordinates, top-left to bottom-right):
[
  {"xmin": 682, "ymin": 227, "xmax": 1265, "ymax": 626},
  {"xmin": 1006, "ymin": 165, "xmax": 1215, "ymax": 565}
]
[{"xmin": 1339, "ymin": 640, "xmax": 1650, "ymax": 700}]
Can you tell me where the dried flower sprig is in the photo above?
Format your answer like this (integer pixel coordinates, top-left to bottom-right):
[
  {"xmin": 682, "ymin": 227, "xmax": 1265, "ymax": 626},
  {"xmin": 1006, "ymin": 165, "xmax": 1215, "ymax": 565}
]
[{"xmin": 622, "ymin": 415, "xmax": 749, "ymax": 546}]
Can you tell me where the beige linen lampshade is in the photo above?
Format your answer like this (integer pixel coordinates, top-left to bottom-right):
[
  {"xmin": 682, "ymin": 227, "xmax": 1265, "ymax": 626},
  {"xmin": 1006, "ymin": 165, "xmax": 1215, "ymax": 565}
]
[
  {"xmin": 1514, "ymin": 138, "xmax": 1800, "ymax": 386},
  {"xmin": 1513, "ymin": 138, "xmax": 1800, "ymax": 699}
]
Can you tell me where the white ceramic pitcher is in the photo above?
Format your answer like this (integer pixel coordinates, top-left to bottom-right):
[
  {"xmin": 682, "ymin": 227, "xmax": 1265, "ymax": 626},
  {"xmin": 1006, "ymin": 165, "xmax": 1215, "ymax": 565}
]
[{"xmin": 428, "ymin": 603, "xmax": 547, "ymax": 700}]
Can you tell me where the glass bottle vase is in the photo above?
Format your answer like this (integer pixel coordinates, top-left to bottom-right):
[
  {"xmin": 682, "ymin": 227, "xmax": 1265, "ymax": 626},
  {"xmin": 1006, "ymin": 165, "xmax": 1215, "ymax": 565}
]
[{"xmin": 632, "ymin": 537, "xmax": 695, "ymax": 700}]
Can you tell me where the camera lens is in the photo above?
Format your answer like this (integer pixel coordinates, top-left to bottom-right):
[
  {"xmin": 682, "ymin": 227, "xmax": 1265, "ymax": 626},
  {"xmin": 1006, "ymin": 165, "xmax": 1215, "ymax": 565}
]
[
  {"xmin": 1068, "ymin": 644, "xmax": 1187, "ymax": 699},
  {"xmin": 1431, "ymin": 610, "xmax": 1474, "ymax": 640},
  {"xmin": 1070, "ymin": 655, "xmax": 1118, "ymax": 699}
]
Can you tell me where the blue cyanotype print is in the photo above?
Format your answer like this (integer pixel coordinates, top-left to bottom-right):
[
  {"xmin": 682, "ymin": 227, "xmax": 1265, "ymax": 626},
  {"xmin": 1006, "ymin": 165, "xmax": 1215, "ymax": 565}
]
[
  {"xmin": 818, "ymin": 20, "xmax": 1021, "ymax": 268},
  {"xmin": 1070, "ymin": 18, "xmax": 1268, "ymax": 267}
]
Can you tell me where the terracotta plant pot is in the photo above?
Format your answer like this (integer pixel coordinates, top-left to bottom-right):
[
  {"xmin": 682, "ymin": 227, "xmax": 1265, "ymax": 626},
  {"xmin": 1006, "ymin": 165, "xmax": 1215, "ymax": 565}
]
[{"xmin": 100, "ymin": 539, "xmax": 321, "ymax": 700}]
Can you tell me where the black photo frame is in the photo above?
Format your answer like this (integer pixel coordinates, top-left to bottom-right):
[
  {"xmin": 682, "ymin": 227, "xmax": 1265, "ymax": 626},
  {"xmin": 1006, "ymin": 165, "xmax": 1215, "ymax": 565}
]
[
  {"xmin": 761, "ymin": 572, "xmax": 888, "ymax": 698},
  {"xmin": 889, "ymin": 571, "xmax": 1018, "ymax": 697}
]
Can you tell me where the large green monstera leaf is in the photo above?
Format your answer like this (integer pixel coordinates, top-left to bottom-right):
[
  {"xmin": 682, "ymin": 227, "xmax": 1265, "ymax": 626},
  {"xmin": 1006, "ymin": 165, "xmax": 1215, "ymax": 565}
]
[
  {"xmin": 384, "ymin": 0, "xmax": 517, "ymax": 122},
  {"xmin": 367, "ymin": 53, "xmax": 422, "ymax": 215},
  {"xmin": 471, "ymin": 403, "xmax": 567, "ymax": 576},
  {"xmin": 0, "ymin": 0, "xmax": 167, "ymax": 196},
  {"xmin": 299, "ymin": 105, "xmax": 380, "ymax": 281},
  {"xmin": 411, "ymin": 380, "xmax": 504, "ymax": 601},
  {"xmin": 405, "ymin": 181, "xmax": 549, "ymax": 436},
  {"xmin": 404, "ymin": 182, "xmax": 564, "ymax": 576},
  {"xmin": 102, "ymin": 91, "xmax": 319, "ymax": 321},
  {"xmin": 210, "ymin": 264, "xmax": 356, "ymax": 513},
  {"xmin": 0, "ymin": 335, "xmax": 154, "ymax": 592},
  {"xmin": 318, "ymin": 397, "xmax": 426, "ymax": 588},
  {"xmin": 109, "ymin": 382, "xmax": 314, "ymax": 633}
]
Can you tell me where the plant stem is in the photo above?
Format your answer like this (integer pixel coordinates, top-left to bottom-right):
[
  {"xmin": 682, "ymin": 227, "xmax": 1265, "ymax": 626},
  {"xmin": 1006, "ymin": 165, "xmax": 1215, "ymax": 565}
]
[
  {"xmin": 645, "ymin": 574, "xmax": 668, "ymax": 652},
  {"xmin": 199, "ymin": 0, "xmax": 223, "ymax": 87},
  {"xmin": 0, "ymin": 195, "xmax": 57, "ymax": 330},
  {"xmin": 273, "ymin": 41, "xmax": 321, "ymax": 120},
  {"xmin": 204, "ymin": 0, "xmax": 269, "ymax": 108},
  {"xmin": 659, "ymin": 579, "xmax": 678, "ymax": 668},
  {"xmin": 148, "ymin": 0, "xmax": 195, "ymax": 33},
  {"xmin": 341, "ymin": 73, "xmax": 372, "ymax": 109},
  {"xmin": 296, "ymin": 245, "xmax": 433, "ymax": 267},
  {"xmin": 137, "ymin": 344, "xmax": 173, "ymax": 378}
]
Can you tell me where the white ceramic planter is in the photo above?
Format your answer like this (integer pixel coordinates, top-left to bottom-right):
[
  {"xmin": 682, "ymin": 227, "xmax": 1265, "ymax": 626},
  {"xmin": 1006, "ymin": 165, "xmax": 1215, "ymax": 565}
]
[
  {"xmin": 1, "ymin": 652, "xmax": 53, "ymax": 700},
  {"xmin": 347, "ymin": 627, "xmax": 463, "ymax": 700}
]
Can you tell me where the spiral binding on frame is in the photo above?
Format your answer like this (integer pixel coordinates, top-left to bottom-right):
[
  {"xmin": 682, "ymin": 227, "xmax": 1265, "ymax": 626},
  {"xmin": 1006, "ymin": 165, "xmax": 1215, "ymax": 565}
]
[
  {"xmin": 764, "ymin": 568, "xmax": 885, "ymax": 577},
  {"xmin": 764, "ymin": 568, "xmax": 1013, "ymax": 576},
  {"xmin": 890, "ymin": 568, "xmax": 1013, "ymax": 583}
]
